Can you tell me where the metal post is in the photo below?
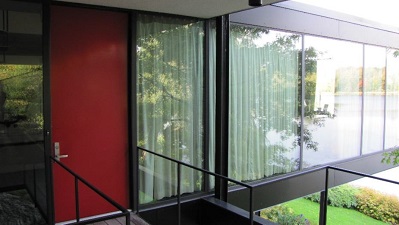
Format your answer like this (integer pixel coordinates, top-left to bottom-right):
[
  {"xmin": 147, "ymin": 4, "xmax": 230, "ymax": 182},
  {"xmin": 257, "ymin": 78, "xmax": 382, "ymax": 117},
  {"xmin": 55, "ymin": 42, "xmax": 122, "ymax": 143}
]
[
  {"xmin": 215, "ymin": 14, "xmax": 229, "ymax": 202},
  {"xmin": 249, "ymin": 188, "xmax": 253, "ymax": 225},
  {"xmin": 33, "ymin": 165, "xmax": 37, "ymax": 207},
  {"xmin": 177, "ymin": 164, "xmax": 181, "ymax": 225},
  {"xmin": 321, "ymin": 168, "xmax": 329, "ymax": 225},
  {"xmin": 126, "ymin": 212, "xmax": 131, "ymax": 225},
  {"xmin": 75, "ymin": 177, "xmax": 80, "ymax": 222}
]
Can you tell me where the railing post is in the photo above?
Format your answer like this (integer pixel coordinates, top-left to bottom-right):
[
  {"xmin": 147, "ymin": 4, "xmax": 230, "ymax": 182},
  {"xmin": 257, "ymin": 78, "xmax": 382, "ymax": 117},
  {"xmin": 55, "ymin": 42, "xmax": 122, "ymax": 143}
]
[
  {"xmin": 320, "ymin": 168, "xmax": 329, "ymax": 225},
  {"xmin": 249, "ymin": 188, "xmax": 253, "ymax": 225},
  {"xmin": 177, "ymin": 164, "xmax": 181, "ymax": 225},
  {"xmin": 75, "ymin": 177, "xmax": 80, "ymax": 222},
  {"xmin": 126, "ymin": 212, "xmax": 130, "ymax": 225}
]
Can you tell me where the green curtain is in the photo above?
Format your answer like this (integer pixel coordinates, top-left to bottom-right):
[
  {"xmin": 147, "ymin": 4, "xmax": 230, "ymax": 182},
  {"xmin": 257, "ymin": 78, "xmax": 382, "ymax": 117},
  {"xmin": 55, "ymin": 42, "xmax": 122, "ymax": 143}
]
[
  {"xmin": 137, "ymin": 14, "xmax": 204, "ymax": 203},
  {"xmin": 228, "ymin": 25, "xmax": 301, "ymax": 181}
]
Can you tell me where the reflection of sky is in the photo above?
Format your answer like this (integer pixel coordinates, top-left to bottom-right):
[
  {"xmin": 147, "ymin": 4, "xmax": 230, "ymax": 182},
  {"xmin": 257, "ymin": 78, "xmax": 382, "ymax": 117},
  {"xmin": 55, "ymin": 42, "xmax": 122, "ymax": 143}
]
[
  {"xmin": 305, "ymin": 36, "xmax": 363, "ymax": 68},
  {"xmin": 254, "ymin": 30, "xmax": 302, "ymax": 49},
  {"xmin": 293, "ymin": 0, "xmax": 399, "ymax": 29}
]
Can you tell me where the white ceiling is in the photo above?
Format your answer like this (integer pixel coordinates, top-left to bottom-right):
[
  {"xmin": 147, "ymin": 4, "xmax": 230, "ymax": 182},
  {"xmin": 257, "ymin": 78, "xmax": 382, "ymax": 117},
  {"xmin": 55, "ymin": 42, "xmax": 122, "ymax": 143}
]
[{"xmin": 56, "ymin": 0, "xmax": 286, "ymax": 18}]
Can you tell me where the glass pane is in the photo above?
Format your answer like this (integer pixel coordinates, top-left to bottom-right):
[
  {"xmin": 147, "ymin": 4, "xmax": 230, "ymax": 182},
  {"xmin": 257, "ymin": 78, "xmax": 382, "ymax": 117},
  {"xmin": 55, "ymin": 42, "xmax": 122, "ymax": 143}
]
[
  {"xmin": 229, "ymin": 25, "xmax": 301, "ymax": 181},
  {"xmin": 208, "ymin": 20, "xmax": 216, "ymax": 190},
  {"xmin": 385, "ymin": 48, "xmax": 399, "ymax": 148},
  {"xmin": 136, "ymin": 14, "xmax": 204, "ymax": 204},
  {"xmin": 303, "ymin": 36, "xmax": 363, "ymax": 167},
  {"xmin": 363, "ymin": 46, "xmax": 386, "ymax": 154},
  {"xmin": 0, "ymin": 4, "xmax": 45, "ymax": 223}
]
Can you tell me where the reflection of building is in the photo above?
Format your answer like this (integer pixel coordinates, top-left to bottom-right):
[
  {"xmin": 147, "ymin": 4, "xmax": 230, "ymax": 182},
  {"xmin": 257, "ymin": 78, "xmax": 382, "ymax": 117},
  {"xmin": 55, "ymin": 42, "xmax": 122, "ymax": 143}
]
[{"xmin": 1, "ymin": 0, "xmax": 399, "ymax": 224}]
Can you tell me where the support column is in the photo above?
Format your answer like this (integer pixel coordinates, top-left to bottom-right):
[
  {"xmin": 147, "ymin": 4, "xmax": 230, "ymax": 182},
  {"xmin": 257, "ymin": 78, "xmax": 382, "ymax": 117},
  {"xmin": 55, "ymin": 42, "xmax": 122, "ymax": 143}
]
[{"xmin": 215, "ymin": 15, "xmax": 229, "ymax": 201}]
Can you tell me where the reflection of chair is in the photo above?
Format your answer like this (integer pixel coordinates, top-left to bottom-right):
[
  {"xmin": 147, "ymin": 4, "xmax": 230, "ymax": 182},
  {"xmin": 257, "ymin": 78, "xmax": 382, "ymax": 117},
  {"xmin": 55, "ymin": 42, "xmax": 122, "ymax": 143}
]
[
  {"xmin": 322, "ymin": 104, "xmax": 329, "ymax": 116},
  {"xmin": 316, "ymin": 104, "xmax": 336, "ymax": 118}
]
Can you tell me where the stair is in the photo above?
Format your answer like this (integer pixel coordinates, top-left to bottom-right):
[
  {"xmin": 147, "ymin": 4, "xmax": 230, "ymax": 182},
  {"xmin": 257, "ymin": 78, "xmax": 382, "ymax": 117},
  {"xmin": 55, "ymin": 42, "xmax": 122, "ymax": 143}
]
[{"xmin": 91, "ymin": 213, "xmax": 150, "ymax": 225}]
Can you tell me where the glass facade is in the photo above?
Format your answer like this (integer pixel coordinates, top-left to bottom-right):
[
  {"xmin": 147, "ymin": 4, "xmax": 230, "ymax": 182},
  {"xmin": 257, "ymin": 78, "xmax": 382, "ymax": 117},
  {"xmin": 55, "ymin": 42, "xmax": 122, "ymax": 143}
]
[
  {"xmin": 136, "ymin": 14, "xmax": 204, "ymax": 204},
  {"xmin": 385, "ymin": 49, "xmax": 399, "ymax": 149},
  {"xmin": 229, "ymin": 25, "xmax": 302, "ymax": 181},
  {"xmin": 303, "ymin": 36, "xmax": 363, "ymax": 167},
  {"xmin": 226, "ymin": 24, "xmax": 399, "ymax": 178},
  {"xmin": 362, "ymin": 45, "xmax": 386, "ymax": 154},
  {"xmin": 134, "ymin": 6, "xmax": 399, "ymax": 208},
  {"xmin": 0, "ymin": 3, "xmax": 47, "ymax": 223}
]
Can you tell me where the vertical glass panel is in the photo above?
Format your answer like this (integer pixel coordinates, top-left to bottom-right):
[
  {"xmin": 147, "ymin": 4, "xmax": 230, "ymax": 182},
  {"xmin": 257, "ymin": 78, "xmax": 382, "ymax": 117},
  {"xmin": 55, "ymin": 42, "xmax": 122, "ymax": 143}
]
[
  {"xmin": 229, "ymin": 25, "xmax": 301, "ymax": 181},
  {"xmin": 0, "ymin": 2, "xmax": 45, "ymax": 223},
  {"xmin": 363, "ymin": 46, "xmax": 386, "ymax": 154},
  {"xmin": 303, "ymin": 36, "xmax": 363, "ymax": 167},
  {"xmin": 137, "ymin": 14, "xmax": 204, "ymax": 204},
  {"xmin": 385, "ymin": 49, "xmax": 399, "ymax": 148},
  {"xmin": 208, "ymin": 21, "xmax": 216, "ymax": 190}
]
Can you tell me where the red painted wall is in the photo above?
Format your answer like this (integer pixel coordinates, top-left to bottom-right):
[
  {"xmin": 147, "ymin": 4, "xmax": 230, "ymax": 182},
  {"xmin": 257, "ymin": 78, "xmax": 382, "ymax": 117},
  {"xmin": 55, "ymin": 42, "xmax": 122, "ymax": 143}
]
[{"xmin": 50, "ymin": 6, "xmax": 128, "ymax": 222}]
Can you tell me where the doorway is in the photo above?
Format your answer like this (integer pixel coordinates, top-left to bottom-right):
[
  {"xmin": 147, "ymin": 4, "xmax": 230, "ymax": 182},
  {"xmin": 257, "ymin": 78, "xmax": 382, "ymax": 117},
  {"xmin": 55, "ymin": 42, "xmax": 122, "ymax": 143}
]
[{"xmin": 50, "ymin": 6, "xmax": 129, "ymax": 222}]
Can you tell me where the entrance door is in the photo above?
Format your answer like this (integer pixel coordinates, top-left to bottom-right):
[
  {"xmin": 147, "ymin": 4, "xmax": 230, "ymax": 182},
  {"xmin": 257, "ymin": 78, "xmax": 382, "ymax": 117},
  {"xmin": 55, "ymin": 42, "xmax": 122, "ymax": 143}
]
[{"xmin": 50, "ymin": 6, "xmax": 128, "ymax": 222}]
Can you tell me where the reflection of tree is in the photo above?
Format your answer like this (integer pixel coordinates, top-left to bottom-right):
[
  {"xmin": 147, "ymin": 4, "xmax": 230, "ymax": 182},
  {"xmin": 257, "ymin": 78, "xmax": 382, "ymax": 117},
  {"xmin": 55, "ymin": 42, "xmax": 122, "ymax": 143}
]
[
  {"xmin": 137, "ymin": 15, "xmax": 204, "ymax": 202},
  {"xmin": 137, "ymin": 20, "xmax": 203, "ymax": 160},
  {"xmin": 0, "ymin": 65, "xmax": 43, "ymax": 131},
  {"xmin": 229, "ymin": 26, "xmax": 318, "ymax": 180},
  {"xmin": 299, "ymin": 46, "xmax": 319, "ymax": 117}
]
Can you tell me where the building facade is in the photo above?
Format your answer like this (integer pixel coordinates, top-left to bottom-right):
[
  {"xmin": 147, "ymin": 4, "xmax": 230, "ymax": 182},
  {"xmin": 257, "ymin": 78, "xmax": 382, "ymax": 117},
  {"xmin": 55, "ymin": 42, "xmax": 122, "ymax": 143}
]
[{"xmin": 0, "ymin": 0, "xmax": 398, "ymax": 224}]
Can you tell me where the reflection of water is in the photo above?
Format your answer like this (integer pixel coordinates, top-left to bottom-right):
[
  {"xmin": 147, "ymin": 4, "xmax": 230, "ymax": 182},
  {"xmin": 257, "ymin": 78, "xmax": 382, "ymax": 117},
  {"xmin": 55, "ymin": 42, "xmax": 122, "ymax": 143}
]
[
  {"xmin": 350, "ymin": 167, "xmax": 399, "ymax": 199},
  {"xmin": 304, "ymin": 95, "xmax": 398, "ymax": 168}
]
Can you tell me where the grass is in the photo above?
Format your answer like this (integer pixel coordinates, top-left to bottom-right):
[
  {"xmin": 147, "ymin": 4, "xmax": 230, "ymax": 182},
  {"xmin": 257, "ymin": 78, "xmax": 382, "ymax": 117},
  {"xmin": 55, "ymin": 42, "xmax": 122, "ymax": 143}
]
[{"xmin": 283, "ymin": 198, "xmax": 387, "ymax": 225}]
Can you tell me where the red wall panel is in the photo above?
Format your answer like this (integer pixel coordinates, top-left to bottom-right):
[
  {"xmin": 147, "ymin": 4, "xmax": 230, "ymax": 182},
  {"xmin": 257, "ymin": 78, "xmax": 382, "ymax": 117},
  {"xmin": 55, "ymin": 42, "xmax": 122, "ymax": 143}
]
[{"xmin": 50, "ymin": 6, "xmax": 128, "ymax": 222}]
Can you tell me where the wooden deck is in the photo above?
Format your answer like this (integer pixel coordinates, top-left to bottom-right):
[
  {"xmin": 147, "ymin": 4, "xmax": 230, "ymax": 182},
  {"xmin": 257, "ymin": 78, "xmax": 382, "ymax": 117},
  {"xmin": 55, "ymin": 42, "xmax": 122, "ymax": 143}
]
[{"xmin": 91, "ymin": 213, "xmax": 150, "ymax": 225}]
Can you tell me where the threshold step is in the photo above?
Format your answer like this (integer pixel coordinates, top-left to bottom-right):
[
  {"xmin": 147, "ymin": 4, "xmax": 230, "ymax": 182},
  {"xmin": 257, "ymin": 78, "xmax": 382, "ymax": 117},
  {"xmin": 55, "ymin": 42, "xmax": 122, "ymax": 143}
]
[{"xmin": 91, "ymin": 213, "xmax": 150, "ymax": 225}]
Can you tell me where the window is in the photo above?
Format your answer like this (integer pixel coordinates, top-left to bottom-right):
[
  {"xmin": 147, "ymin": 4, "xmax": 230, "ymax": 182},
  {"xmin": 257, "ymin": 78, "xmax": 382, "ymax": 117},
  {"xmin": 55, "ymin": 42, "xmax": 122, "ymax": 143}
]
[
  {"xmin": 136, "ymin": 14, "xmax": 204, "ymax": 203},
  {"xmin": 303, "ymin": 36, "xmax": 363, "ymax": 167},
  {"xmin": 385, "ymin": 49, "xmax": 399, "ymax": 149},
  {"xmin": 362, "ymin": 45, "xmax": 386, "ymax": 154},
  {"xmin": 229, "ymin": 25, "xmax": 301, "ymax": 181}
]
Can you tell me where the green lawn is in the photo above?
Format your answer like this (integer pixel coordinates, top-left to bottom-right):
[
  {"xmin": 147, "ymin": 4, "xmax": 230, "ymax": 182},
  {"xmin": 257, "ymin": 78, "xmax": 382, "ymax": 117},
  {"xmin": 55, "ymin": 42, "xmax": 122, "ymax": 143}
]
[{"xmin": 283, "ymin": 198, "xmax": 387, "ymax": 225}]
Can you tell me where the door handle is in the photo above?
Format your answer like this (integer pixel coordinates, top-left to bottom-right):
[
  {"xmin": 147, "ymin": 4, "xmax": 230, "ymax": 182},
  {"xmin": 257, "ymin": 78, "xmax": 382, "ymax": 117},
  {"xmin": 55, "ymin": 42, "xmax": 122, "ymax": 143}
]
[{"xmin": 54, "ymin": 142, "xmax": 69, "ymax": 161}]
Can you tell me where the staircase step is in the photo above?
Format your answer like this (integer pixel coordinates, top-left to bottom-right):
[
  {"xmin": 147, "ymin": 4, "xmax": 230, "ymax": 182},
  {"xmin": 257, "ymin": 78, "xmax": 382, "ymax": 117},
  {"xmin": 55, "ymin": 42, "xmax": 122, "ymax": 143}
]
[{"xmin": 91, "ymin": 213, "xmax": 150, "ymax": 225}]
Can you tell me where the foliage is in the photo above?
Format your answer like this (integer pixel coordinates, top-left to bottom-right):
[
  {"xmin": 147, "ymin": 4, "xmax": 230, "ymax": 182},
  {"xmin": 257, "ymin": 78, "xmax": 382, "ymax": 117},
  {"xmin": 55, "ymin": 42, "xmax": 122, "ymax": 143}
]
[
  {"xmin": 260, "ymin": 204, "xmax": 310, "ymax": 225},
  {"xmin": 381, "ymin": 148, "xmax": 399, "ymax": 165},
  {"xmin": 305, "ymin": 184, "xmax": 359, "ymax": 209},
  {"xmin": 356, "ymin": 188, "xmax": 399, "ymax": 224},
  {"xmin": 277, "ymin": 213, "xmax": 310, "ymax": 225}
]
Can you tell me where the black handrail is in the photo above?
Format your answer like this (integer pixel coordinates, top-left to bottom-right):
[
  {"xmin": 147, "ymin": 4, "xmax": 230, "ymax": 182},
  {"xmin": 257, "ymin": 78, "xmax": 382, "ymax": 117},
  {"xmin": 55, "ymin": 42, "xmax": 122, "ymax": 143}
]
[
  {"xmin": 319, "ymin": 166, "xmax": 399, "ymax": 225},
  {"xmin": 137, "ymin": 146, "xmax": 255, "ymax": 225},
  {"xmin": 50, "ymin": 156, "xmax": 130, "ymax": 225}
]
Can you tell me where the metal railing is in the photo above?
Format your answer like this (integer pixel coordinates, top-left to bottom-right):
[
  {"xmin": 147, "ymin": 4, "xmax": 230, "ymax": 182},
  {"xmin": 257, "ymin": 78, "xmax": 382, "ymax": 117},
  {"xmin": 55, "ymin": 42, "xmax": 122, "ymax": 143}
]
[
  {"xmin": 50, "ymin": 156, "xmax": 130, "ymax": 225},
  {"xmin": 137, "ymin": 147, "xmax": 399, "ymax": 225},
  {"xmin": 137, "ymin": 146, "xmax": 255, "ymax": 225},
  {"xmin": 320, "ymin": 166, "xmax": 399, "ymax": 225}
]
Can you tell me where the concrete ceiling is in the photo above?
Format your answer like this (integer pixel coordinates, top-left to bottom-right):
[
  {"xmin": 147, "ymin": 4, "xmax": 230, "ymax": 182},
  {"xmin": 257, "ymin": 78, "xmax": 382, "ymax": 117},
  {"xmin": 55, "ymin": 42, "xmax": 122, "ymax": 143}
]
[{"xmin": 55, "ymin": 0, "xmax": 286, "ymax": 18}]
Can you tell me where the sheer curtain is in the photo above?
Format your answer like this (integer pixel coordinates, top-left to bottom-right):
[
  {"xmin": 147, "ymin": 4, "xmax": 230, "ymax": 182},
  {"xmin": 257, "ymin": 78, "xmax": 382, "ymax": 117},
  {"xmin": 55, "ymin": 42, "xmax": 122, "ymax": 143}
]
[
  {"xmin": 137, "ymin": 14, "xmax": 204, "ymax": 203},
  {"xmin": 228, "ymin": 25, "xmax": 301, "ymax": 181}
]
